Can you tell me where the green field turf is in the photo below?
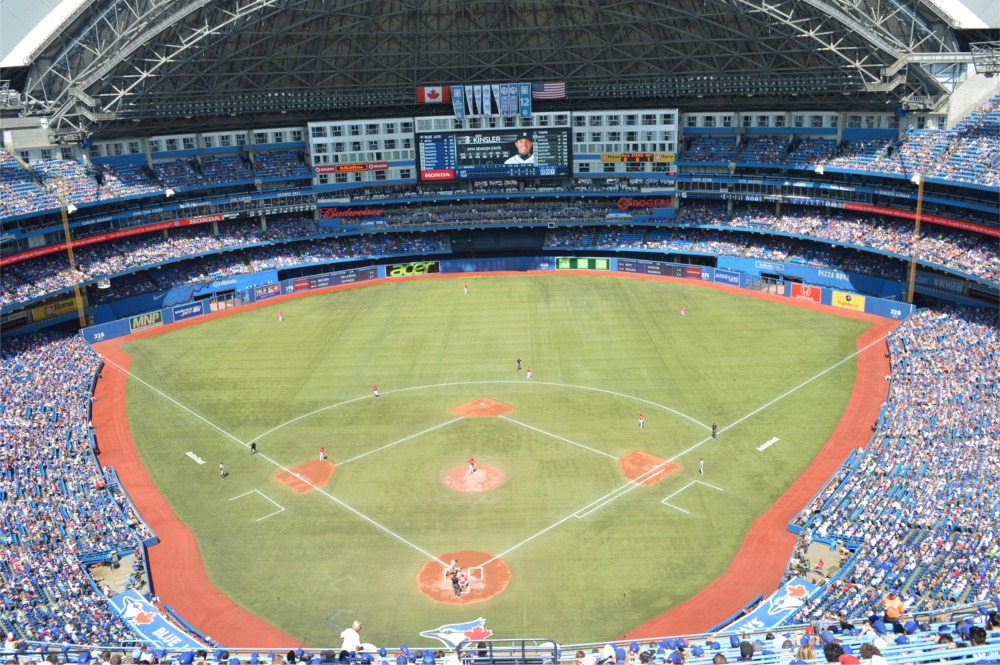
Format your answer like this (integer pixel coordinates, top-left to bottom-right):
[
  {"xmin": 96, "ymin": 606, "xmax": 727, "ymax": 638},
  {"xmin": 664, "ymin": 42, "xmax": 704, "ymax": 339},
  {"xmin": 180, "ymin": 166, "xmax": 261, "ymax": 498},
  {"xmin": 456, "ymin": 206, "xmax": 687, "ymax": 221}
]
[{"xmin": 120, "ymin": 274, "xmax": 870, "ymax": 645}]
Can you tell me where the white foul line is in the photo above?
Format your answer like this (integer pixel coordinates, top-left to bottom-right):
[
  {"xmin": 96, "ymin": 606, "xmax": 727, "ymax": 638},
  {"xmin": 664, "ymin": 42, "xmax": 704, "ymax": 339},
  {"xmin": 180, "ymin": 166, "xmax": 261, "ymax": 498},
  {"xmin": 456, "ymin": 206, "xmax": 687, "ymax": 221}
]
[
  {"xmin": 499, "ymin": 416, "xmax": 619, "ymax": 460},
  {"xmin": 98, "ymin": 355, "xmax": 444, "ymax": 563},
  {"xmin": 661, "ymin": 480, "xmax": 724, "ymax": 514},
  {"xmin": 230, "ymin": 489, "xmax": 286, "ymax": 522},
  {"xmin": 480, "ymin": 331, "xmax": 889, "ymax": 565},
  {"xmin": 336, "ymin": 417, "xmax": 465, "ymax": 466}
]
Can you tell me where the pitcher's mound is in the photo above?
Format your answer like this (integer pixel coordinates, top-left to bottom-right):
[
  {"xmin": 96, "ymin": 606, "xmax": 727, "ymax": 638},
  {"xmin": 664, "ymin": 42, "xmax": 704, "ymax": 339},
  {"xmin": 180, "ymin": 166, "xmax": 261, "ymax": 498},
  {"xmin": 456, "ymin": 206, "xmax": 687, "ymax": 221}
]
[
  {"xmin": 620, "ymin": 452, "xmax": 678, "ymax": 485},
  {"xmin": 417, "ymin": 550, "xmax": 511, "ymax": 604},
  {"xmin": 446, "ymin": 465, "xmax": 504, "ymax": 492},
  {"xmin": 276, "ymin": 460, "xmax": 334, "ymax": 493},
  {"xmin": 452, "ymin": 398, "xmax": 512, "ymax": 417}
]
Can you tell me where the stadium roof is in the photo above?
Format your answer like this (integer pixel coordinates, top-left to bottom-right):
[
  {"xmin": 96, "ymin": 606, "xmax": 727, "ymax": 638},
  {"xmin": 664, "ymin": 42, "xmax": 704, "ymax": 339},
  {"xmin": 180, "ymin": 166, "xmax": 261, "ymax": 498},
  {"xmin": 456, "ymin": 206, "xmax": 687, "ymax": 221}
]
[{"xmin": 0, "ymin": 0, "xmax": 987, "ymax": 138}]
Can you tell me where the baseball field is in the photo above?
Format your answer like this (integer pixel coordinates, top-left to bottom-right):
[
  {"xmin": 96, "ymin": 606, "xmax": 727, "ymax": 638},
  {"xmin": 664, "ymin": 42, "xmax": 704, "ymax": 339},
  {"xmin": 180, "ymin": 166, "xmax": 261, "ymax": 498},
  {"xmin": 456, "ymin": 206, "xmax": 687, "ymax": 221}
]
[{"xmin": 97, "ymin": 273, "xmax": 879, "ymax": 647}]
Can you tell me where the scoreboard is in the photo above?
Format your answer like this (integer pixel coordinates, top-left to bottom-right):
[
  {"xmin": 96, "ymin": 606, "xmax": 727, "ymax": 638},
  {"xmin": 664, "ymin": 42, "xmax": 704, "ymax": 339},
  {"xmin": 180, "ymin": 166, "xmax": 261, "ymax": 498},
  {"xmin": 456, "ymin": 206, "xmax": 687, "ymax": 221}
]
[
  {"xmin": 417, "ymin": 128, "xmax": 571, "ymax": 181},
  {"xmin": 556, "ymin": 257, "xmax": 610, "ymax": 271}
]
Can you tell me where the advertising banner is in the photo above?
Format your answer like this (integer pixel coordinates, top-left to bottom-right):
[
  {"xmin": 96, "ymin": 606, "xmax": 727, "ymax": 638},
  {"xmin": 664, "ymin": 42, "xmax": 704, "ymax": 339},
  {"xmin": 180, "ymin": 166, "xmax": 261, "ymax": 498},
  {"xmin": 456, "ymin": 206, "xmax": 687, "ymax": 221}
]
[
  {"xmin": 129, "ymin": 311, "xmax": 163, "ymax": 332},
  {"xmin": 722, "ymin": 577, "xmax": 818, "ymax": 634},
  {"xmin": 683, "ymin": 266, "xmax": 703, "ymax": 279},
  {"xmin": 172, "ymin": 302, "xmax": 205, "ymax": 322},
  {"xmin": 791, "ymin": 283, "xmax": 822, "ymax": 303},
  {"xmin": 1, "ymin": 215, "xmax": 223, "ymax": 267},
  {"xmin": 832, "ymin": 291, "xmax": 866, "ymax": 311},
  {"xmin": 31, "ymin": 298, "xmax": 79, "ymax": 321},
  {"xmin": 254, "ymin": 284, "xmax": 282, "ymax": 300},
  {"xmin": 713, "ymin": 268, "xmax": 741, "ymax": 287},
  {"xmin": 108, "ymin": 590, "xmax": 207, "ymax": 650},
  {"xmin": 313, "ymin": 161, "xmax": 389, "ymax": 175},
  {"xmin": 386, "ymin": 261, "xmax": 440, "ymax": 277}
]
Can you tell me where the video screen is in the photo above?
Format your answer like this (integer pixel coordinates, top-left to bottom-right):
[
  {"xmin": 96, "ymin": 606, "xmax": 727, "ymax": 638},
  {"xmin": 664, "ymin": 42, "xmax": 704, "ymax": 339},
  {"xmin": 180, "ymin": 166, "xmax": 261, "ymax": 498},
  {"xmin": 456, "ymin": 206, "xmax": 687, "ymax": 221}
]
[{"xmin": 417, "ymin": 128, "xmax": 571, "ymax": 181}]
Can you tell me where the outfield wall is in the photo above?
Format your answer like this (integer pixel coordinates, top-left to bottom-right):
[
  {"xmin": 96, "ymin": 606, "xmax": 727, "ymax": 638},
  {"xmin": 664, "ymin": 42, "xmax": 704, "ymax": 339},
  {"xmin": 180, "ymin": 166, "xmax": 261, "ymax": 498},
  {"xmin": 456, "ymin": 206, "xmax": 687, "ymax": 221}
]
[{"xmin": 80, "ymin": 257, "xmax": 913, "ymax": 344}]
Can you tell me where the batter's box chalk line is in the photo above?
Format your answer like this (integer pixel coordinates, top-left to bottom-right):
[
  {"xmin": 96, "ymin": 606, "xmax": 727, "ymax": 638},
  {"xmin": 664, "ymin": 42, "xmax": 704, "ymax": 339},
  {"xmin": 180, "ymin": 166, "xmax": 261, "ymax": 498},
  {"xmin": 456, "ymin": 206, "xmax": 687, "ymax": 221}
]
[
  {"xmin": 230, "ymin": 489, "xmax": 286, "ymax": 521},
  {"xmin": 660, "ymin": 480, "xmax": 724, "ymax": 515}
]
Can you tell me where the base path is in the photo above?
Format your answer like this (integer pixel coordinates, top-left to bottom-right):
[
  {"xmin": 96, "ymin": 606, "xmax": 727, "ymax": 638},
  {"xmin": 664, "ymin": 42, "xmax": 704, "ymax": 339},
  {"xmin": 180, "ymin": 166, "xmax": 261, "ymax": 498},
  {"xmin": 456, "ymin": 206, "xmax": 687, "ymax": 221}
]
[
  {"xmin": 276, "ymin": 460, "xmax": 334, "ymax": 492},
  {"xmin": 451, "ymin": 398, "xmax": 512, "ymax": 417},
  {"xmin": 620, "ymin": 452, "xmax": 678, "ymax": 485},
  {"xmin": 92, "ymin": 341, "xmax": 299, "ymax": 647},
  {"xmin": 620, "ymin": 316, "xmax": 897, "ymax": 637},
  {"xmin": 416, "ymin": 551, "xmax": 511, "ymax": 604}
]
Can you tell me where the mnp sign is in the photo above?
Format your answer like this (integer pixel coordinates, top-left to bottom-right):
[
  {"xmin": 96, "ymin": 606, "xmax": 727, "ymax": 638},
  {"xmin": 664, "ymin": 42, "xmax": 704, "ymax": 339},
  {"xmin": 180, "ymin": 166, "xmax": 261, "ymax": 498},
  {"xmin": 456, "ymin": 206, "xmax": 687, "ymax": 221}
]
[{"xmin": 129, "ymin": 311, "xmax": 163, "ymax": 331}]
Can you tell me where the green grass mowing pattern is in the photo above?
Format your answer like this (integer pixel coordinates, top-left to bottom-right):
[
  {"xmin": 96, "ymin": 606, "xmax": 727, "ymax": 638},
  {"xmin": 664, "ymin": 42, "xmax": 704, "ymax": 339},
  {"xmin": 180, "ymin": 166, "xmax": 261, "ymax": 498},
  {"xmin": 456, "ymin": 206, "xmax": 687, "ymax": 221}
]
[{"xmin": 120, "ymin": 275, "xmax": 870, "ymax": 644}]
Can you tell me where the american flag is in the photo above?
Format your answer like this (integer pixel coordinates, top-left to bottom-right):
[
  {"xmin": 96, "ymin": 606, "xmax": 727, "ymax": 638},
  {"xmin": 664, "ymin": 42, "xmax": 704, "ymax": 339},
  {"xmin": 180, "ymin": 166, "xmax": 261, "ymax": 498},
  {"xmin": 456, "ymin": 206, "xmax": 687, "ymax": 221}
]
[{"xmin": 531, "ymin": 82, "xmax": 566, "ymax": 100}]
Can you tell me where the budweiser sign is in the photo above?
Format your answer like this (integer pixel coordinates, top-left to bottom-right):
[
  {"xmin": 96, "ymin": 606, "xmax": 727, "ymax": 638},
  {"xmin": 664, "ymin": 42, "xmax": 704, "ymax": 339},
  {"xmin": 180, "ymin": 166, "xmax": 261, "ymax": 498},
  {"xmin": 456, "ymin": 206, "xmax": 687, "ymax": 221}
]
[{"xmin": 319, "ymin": 208, "xmax": 385, "ymax": 219}]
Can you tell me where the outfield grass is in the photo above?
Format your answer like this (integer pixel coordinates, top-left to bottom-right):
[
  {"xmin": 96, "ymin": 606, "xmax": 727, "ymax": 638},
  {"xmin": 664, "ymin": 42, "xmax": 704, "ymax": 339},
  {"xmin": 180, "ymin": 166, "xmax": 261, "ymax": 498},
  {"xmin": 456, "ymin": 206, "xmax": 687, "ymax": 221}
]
[{"xmin": 120, "ymin": 274, "xmax": 870, "ymax": 645}]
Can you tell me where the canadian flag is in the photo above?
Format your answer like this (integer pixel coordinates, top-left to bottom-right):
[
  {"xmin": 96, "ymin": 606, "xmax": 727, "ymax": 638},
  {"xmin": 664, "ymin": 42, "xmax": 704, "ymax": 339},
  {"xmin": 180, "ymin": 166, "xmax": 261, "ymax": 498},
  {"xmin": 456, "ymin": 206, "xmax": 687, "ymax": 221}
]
[{"xmin": 416, "ymin": 86, "xmax": 451, "ymax": 103}]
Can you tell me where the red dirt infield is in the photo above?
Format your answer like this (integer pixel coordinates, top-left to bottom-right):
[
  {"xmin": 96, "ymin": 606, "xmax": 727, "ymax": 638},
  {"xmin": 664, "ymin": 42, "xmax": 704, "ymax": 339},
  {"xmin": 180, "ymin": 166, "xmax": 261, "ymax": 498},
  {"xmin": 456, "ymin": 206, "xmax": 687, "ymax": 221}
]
[
  {"xmin": 620, "ymin": 451, "xmax": 679, "ymax": 485},
  {"xmin": 276, "ymin": 459, "xmax": 334, "ymax": 492},
  {"xmin": 445, "ymin": 465, "xmax": 505, "ymax": 492},
  {"xmin": 452, "ymin": 398, "xmax": 512, "ymax": 417},
  {"xmin": 416, "ymin": 550, "xmax": 512, "ymax": 604}
]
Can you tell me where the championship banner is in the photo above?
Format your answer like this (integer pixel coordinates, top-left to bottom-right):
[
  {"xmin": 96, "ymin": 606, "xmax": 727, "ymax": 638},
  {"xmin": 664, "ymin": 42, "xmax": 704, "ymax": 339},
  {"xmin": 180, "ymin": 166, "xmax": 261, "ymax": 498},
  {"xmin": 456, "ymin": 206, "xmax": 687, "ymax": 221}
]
[
  {"xmin": 791, "ymin": 283, "xmax": 821, "ymax": 303},
  {"xmin": 109, "ymin": 590, "xmax": 207, "ymax": 650},
  {"xmin": 31, "ymin": 297, "xmax": 78, "ymax": 321},
  {"xmin": 832, "ymin": 291, "xmax": 866, "ymax": 311},
  {"xmin": 451, "ymin": 86, "xmax": 465, "ymax": 121},
  {"xmin": 518, "ymin": 82, "xmax": 532, "ymax": 118},
  {"xmin": 722, "ymin": 577, "xmax": 818, "ymax": 633}
]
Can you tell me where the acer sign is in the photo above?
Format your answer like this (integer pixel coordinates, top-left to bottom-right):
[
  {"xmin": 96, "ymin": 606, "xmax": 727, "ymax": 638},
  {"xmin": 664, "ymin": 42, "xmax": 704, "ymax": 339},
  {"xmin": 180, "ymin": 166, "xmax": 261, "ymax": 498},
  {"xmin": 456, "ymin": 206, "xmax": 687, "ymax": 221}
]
[
  {"xmin": 617, "ymin": 196, "xmax": 673, "ymax": 211},
  {"xmin": 387, "ymin": 262, "xmax": 440, "ymax": 277},
  {"xmin": 319, "ymin": 207, "xmax": 385, "ymax": 219}
]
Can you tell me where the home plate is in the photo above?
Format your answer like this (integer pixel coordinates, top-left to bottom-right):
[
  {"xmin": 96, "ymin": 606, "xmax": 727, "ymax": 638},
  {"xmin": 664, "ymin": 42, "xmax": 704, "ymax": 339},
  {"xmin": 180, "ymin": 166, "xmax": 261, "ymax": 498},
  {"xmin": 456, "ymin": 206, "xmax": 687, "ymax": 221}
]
[{"xmin": 757, "ymin": 437, "xmax": 779, "ymax": 452}]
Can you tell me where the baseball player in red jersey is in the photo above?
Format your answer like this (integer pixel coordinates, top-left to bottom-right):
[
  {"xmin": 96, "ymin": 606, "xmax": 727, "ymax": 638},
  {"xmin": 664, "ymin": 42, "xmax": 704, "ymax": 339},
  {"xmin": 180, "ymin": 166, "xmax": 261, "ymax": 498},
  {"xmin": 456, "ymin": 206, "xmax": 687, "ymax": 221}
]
[
  {"xmin": 468, "ymin": 457, "xmax": 476, "ymax": 475},
  {"xmin": 372, "ymin": 384, "xmax": 380, "ymax": 398},
  {"xmin": 639, "ymin": 413, "xmax": 645, "ymax": 428}
]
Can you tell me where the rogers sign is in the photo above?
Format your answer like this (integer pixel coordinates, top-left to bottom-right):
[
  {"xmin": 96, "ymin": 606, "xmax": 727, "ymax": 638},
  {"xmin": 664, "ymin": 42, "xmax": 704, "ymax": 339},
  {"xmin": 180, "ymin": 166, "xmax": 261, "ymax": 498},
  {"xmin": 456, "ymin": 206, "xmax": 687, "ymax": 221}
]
[
  {"xmin": 617, "ymin": 196, "xmax": 673, "ymax": 211},
  {"xmin": 319, "ymin": 207, "xmax": 384, "ymax": 219}
]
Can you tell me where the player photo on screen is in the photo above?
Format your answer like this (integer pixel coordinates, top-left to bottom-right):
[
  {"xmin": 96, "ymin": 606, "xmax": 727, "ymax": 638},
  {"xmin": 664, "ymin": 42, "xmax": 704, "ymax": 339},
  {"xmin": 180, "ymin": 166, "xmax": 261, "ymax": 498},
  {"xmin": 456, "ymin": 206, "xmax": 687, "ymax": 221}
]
[{"xmin": 504, "ymin": 132, "xmax": 536, "ymax": 165}]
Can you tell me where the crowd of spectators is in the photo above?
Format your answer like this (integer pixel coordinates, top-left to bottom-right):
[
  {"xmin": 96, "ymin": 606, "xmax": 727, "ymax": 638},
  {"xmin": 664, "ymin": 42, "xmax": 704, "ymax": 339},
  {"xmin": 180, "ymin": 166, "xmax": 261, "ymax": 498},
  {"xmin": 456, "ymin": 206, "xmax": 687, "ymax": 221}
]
[
  {"xmin": 682, "ymin": 136, "xmax": 738, "ymax": 162},
  {"xmin": 152, "ymin": 160, "xmax": 206, "ymax": 189},
  {"xmin": 252, "ymin": 151, "xmax": 311, "ymax": 180},
  {"xmin": 6, "ymin": 199, "xmax": 996, "ymax": 310},
  {"xmin": 1, "ymin": 333, "xmax": 150, "ymax": 645},
  {"xmin": 736, "ymin": 136, "xmax": 789, "ymax": 164},
  {"xmin": 32, "ymin": 161, "xmax": 100, "ymax": 206},
  {"xmin": 675, "ymin": 203, "xmax": 997, "ymax": 283},
  {"xmin": 199, "ymin": 156, "xmax": 253, "ymax": 185},
  {"xmin": 791, "ymin": 306, "xmax": 999, "ymax": 620},
  {"xmin": 0, "ymin": 152, "xmax": 59, "ymax": 218},
  {"xmin": 94, "ymin": 164, "xmax": 164, "ymax": 200}
]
